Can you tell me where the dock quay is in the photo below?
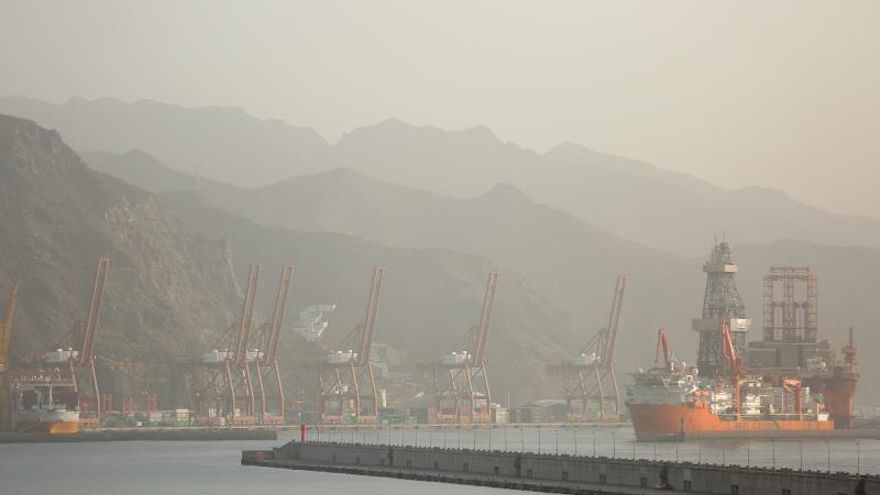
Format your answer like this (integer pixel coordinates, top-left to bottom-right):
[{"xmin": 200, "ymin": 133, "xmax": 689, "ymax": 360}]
[
  {"xmin": 242, "ymin": 440, "xmax": 877, "ymax": 495},
  {"xmin": 0, "ymin": 427, "xmax": 277, "ymax": 443}
]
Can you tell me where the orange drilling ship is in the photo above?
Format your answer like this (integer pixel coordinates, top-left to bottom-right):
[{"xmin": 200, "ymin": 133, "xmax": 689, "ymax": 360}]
[{"xmin": 626, "ymin": 242, "xmax": 856, "ymax": 441}]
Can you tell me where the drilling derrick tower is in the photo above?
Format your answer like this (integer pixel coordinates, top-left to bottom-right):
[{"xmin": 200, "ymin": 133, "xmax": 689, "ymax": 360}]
[
  {"xmin": 547, "ymin": 275, "xmax": 626, "ymax": 422},
  {"xmin": 194, "ymin": 262, "xmax": 261, "ymax": 426},
  {"xmin": 317, "ymin": 266, "xmax": 384, "ymax": 425},
  {"xmin": 253, "ymin": 264, "xmax": 294, "ymax": 425},
  {"xmin": 692, "ymin": 242, "xmax": 750, "ymax": 379},
  {"xmin": 747, "ymin": 267, "xmax": 859, "ymax": 428},
  {"xmin": 0, "ymin": 281, "xmax": 21, "ymax": 430},
  {"xmin": 422, "ymin": 272, "xmax": 499, "ymax": 424}
]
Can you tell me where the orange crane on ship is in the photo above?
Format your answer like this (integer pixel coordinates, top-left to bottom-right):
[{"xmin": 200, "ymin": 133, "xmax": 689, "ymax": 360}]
[
  {"xmin": 316, "ymin": 266, "xmax": 384, "ymax": 425},
  {"xmin": 0, "ymin": 281, "xmax": 21, "ymax": 430},
  {"xmin": 654, "ymin": 328, "xmax": 672, "ymax": 368},
  {"xmin": 720, "ymin": 319, "xmax": 742, "ymax": 419},
  {"xmin": 422, "ymin": 271, "xmax": 499, "ymax": 424}
]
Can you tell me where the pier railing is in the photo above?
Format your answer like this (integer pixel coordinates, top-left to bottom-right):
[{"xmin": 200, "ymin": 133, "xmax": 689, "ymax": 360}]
[
  {"xmin": 243, "ymin": 440, "xmax": 878, "ymax": 495},
  {"xmin": 293, "ymin": 424, "xmax": 880, "ymax": 475}
]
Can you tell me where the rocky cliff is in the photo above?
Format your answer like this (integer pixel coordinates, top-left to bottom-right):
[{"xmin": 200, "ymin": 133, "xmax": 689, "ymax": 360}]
[{"xmin": 0, "ymin": 114, "xmax": 241, "ymax": 405}]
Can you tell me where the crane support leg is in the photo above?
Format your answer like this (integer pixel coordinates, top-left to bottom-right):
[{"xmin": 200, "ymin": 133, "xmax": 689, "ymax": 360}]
[{"xmin": 273, "ymin": 361, "xmax": 284, "ymax": 418}]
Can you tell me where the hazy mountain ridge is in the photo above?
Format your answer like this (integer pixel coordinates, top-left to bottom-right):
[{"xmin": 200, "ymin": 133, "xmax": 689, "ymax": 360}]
[
  {"xmin": 82, "ymin": 150, "xmax": 243, "ymax": 198},
  {"xmin": 0, "ymin": 96, "xmax": 330, "ymax": 187},
  {"xmin": 4, "ymin": 96, "xmax": 880, "ymax": 256}
]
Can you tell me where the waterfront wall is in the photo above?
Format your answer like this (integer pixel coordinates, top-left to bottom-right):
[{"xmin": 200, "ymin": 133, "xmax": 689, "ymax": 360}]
[{"xmin": 244, "ymin": 441, "xmax": 877, "ymax": 495}]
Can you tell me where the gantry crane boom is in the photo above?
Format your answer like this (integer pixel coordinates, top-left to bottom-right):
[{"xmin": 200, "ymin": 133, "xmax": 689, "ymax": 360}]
[
  {"xmin": 257, "ymin": 264, "xmax": 293, "ymax": 421},
  {"xmin": 265, "ymin": 265, "xmax": 293, "ymax": 365},
  {"xmin": 601, "ymin": 275, "xmax": 626, "ymax": 367},
  {"xmin": 0, "ymin": 281, "xmax": 20, "ymax": 430},
  {"xmin": 234, "ymin": 262, "xmax": 261, "ymax": 367},
  {"xmin": 0, "ymin": 281, "xmax": 20, "ymax": 370},
  {"xmin": 472, "ymin": 272, "xmax": 499, "ymax": 364},
  {"xmin": 79, "ymin": 258, "xmax": 110, "ymax": 366},
  {"xmin": 356, "ymin": 266, "xmax": 384, "ymax": 366},
  {"xmin": 79, "ymin": 258, "xmax": 110, "ymax": 418}
]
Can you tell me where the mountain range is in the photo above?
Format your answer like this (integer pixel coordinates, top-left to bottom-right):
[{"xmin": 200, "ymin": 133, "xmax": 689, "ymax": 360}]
[{"xmin": 4, "ymin": 96, "xmax": 880, "ymax": 256}]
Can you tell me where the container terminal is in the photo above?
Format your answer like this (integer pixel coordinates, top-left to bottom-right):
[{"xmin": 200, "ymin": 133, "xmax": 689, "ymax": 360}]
[{"xmin": 0, "ymin": 241, "xmax": 865, "ymax": 443}]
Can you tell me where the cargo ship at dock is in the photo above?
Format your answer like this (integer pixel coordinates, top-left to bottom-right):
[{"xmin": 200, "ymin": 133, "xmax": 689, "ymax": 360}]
[
  {"xmin": 10, "ymin": 371, "xmax": 80, "ymax": 434},
  {"xmin": 626, "ymin": 241, "xmax": 857, "ymax": 441}
]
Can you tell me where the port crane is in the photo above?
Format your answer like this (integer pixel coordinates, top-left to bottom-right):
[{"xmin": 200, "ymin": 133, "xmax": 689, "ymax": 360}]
[
  {"xmin": 422, "ymin": 271, "xmax": 499, "ymax": 424},
  {"xmin": 44, "ymin": 258, "xmax": 111, "ymax": 420},
  {"xmin": 317, "ymin": 266, "xmax": 384, "ymax": 425},
  {"xmin": 0, "ymin": 281, "xmax": 21, "ymax": 430},
  {"xmin": 548, "ymin": 275, "xmax": 626, "ymax": 422},
  {"xmin": 193, "ymin": 262, "xmax": 261, "ymax": 425},
  {"xmin": 253, "ymin": 264, "xmax": 294, "ymax": 424}
]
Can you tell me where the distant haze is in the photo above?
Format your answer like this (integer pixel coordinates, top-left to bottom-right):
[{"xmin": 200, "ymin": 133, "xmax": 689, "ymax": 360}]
[{"xmin": 2, "ymin": 1, "xmax": 879, "ymax": 217}]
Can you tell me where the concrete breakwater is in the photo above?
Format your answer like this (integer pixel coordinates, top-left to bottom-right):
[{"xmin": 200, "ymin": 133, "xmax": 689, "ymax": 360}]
[
  {"xmin": 242, "ymin": 441, "xmax": 877, "ymax": 495},
  {"xmin": 0, "ymin": 427, "xmax": 278, "ymax": 443}
]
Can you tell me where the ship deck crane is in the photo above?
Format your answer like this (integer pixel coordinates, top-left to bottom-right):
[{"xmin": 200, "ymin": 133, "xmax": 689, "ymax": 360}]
[
  {"xmin": 720, "ymin": 319, "xmax": 743, "ymax": 419},
  {"xmin": 254, "ymin": 264, "xmax": 293, "ymax": 424},
  {"xmin": 0, "ymin": 281, "xmax": 21, "ymax": 430},
  {"xmin": 422, "ymin": 272, "xmax": 499, "ymax": 424},
  {"xmin": 654, "ymin": 328, "xmax": 671, "ymax": 369},
  {"xmin": 547, "ymin": 275, "xmax": 626, "ymax": 422},
  {"xmin": 317, "ymin": 266, "xmax": 384, "ymax": 425}
]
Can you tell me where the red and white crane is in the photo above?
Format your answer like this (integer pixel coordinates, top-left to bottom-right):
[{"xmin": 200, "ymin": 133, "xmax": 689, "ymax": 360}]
[
  {"xmin": 192, "ymin": 262, "xmax": 262, "ymax": 425},
  {"xmin": 232, "ymin": 262, "xmax": 261, "ymax": 422},
  {"xmin": 548, "ymin": 275, "xmax": 626, "ymax": 422},
  {"xmin": 254, "ymin": 264, "xmax": 294, "ymax": 424},
  {"xmin": 317, "ymin": 266, "xmax": 385, "ymax": 425},
  {"xmin": 423, "ymin": 271, "xmax": 499, "ymax": 424},
  {"xmin": 49, "ymin": 258, "xmax": 111, "ymax": 419}
]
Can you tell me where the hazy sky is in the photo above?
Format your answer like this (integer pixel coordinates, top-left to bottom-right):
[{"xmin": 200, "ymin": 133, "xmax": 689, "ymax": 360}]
[{"xmin": 2, "ymin": 1, "xmax": 879, "ymax": 217}]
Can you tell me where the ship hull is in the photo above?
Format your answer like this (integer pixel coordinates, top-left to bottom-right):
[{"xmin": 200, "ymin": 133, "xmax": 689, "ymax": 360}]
[
  {"xmin": 627, "ymin": 401, "xmax": 833, "ymax": 442},
  {"xmin": 12, "ymin": 410, "xmax": 80, "ymax": 434}
]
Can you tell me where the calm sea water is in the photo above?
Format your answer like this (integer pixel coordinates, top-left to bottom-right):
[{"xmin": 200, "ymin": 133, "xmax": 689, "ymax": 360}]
[
  {"xmin": 1, "ymin": 427, "xmax": 876, "ymax": 495},
  {"xmin": 0, "ymin": 432, "xmax": 524, "ymax": 495}
]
